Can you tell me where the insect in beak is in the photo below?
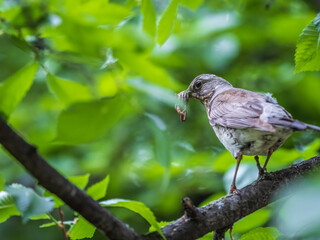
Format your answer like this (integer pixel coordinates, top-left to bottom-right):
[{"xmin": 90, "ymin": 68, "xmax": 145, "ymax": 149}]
[{"xmin": 175, "ymin": 89, "xmax": 190, "ymax": 122}]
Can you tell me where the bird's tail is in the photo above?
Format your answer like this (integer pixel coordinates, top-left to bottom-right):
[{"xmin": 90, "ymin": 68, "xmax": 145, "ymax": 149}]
[
  {"xmin": 269, "ymin": 118, "xmax": 320, "ymax": 132},
  {"xmin": 306, "ymin": 123, "xmax": 320, "ymax": 132}
]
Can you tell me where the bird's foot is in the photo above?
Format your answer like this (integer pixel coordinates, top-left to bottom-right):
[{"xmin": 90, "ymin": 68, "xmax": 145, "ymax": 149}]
[
  {"xmin": 229, "ymin": 185, "xmax": 240, "ymax": 195},
  {"xmin": 258, "ymin": 168, "xmax": 265, "ymax": 179}
]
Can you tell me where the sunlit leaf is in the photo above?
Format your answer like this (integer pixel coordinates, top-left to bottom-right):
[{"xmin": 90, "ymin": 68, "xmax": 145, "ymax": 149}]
[
  {"xmin": 141, "ymin": 0, "xmax": 157, "ymax": 38},
  {"xmin": 149, "ymin": 221, "xmax": 172, "ymax": 232},
  {"xmin": 212, "ymin": 151, "xmax": 236, "ymax": 173},
  {"xmin": 240, "ymin": 227, "xmax": 281, "ymax": 240},
  {"xmin": 0, "ymin": 191, "xmax": 20, "ymax": 223},
  {"xmin": 55, "ymin": 97, "xmax": 128, "ymax": 144},
  {"xmin": 68, "ymin": 174, "xmax": 90, "ymax": 190},
  {"xmin": 86, "ymin": 175, "xmax": 109, "ymax": 200},
  {"xmin": 64, "ymin": 1, "xmax": 130, "ymax": 26},
  {"xmin": 0, "ymin": 62, "xmax": 38, "ymax": 117},
  {"xmin": 6, "ymin": 184, "xmax": 54, "ymax": 222},
  {"xmin": 116, "ymin": 51, "xmax": 178, "ymax": 89},
  {"xmin": 47, "ymin": 74, "xmax": 91, "ymax": 106},
  {"xmin": 29, "ymin": 213, "xmax": 51, "ymax": 220},
  {"xmin": 157, "ymin": 0, "xmax": 179, "ymax": 45},
  {"xmin": 180, "ymin": 0, "xmax": 204, "ymax": 10},
  {"xmin": 39, "ymin": 222, "xmax": 57, "ymax": 228},
  {"xmin": 234, "ymin": 208, "xmax": 271, "ymax": 233},
  {"xmin": 101, "ymin": 199, "xmax": 165, "ymax": 239},
  {"xmin": 295, "ymin": 13, "xmax": 320, "ymax": 73},
  {"xmin": 69, "ymin": 216, "xmax": 96, "ymax": 240},
  {"xmin": 0, "ymin": 174, "xmax": 4, "ymax": 191}
]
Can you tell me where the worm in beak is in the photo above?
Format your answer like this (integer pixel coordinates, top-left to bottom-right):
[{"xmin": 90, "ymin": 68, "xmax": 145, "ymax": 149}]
[{"xmin": 175, "ymin": 89, "xmax": 190, "ymax": 122}]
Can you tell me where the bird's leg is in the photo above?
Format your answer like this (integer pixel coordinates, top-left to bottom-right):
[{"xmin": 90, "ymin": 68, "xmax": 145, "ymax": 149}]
[
  {"xmin": 229, "ymin": 153, "xmax": 242, "ymax": 195},
  {"xmin": 254, "ymin": 155, "xmax": 264, "ymax": 178},
  {"xmin": 262, "ymin": 147, "xmax": 274, "ymax": 173}
]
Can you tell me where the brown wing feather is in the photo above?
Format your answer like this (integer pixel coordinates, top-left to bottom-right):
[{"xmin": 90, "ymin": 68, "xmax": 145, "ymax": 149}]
[{"xmin": 208, "ymin": 88, "xmax": 275, "ymax": 132}]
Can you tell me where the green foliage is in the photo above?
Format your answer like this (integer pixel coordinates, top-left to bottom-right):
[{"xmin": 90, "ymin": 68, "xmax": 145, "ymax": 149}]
[
  {"xmin": 68, "ymin": 174, "xmax": 90, "ymax": 189},
  {"xmin": 86, "ymin": 175, "xmax": 109, "ymax": 200},
  {"xmin": 5, "ymin": 184, "xmax": 54, "ymax": 222},
  {"xmin": 101, "ymin": 199, "xmax": 165, "ymax": 239},
  {"xmin": 69, "ymin": 217, "xmax": 96, "ymax": 240},
  {"xmin": 240, "ymin": 227, "xmax": 281, "ymax": 240},
  {"xmin": 233, "ymin": 208, "xmax": 271, "ymax": 233},
  {"xmin": 0, "ymin": 174, "xmax": 4, "ymax": 191},
  {"xmin": 47, "ymin": 74, "xmax": 91, "ymax": 107},
  {"xmin": 141, "ymin": 0, "xmax": 157, "ymax": 38},
  {"xmin": 157, "ymin": 0, "xmax": 179, "ymax": 45},
  {"xmin": 295, "ymin": 13, "xmax": 320, "ymax": 73},
  {"xmin": 275, "ymin": 176, "xmax": 320, "ymax": 238},
  {"xmin": 0, "ymin": 62, "xmax": 38, "ymax": 117},
  {"xmin": 55, "ymin": 97, "xmax": 128, "ymax": 144},
  {"xmin": 0, "ymin": 0, "xmax": 320, "ymax": 239},
  {"xmin": 180, "ymin": 0, "xmax": 204, "ymax": 10},
  {"xmin": 0, "ymin": 191, "xmax": 20, "ymax": 223}
]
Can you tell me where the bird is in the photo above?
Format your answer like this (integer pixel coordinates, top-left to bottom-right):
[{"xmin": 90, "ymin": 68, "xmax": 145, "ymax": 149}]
[{"xmin": 175, "ymin": 74, "xmax": 320, "ymax": 194}]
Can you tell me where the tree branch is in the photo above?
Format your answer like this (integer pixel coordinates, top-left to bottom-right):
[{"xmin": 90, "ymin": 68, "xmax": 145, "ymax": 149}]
[
  {"xmin": 144, "ymin": 155, "xmax": 320, "ymax": 240},
  {"xmin": 0, "ymin": 117, "xmax": 141, "ymax": 240},
  {"xmin": 1, "ymin": 115, "xmax": 320, "ymax": 240}
]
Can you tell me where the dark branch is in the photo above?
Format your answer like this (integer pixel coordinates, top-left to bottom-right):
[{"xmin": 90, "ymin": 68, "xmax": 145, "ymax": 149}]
[
  {"xmin": 1, "ymin": 115, "xmax": 320, "ymax": 240},
  {"xmin": 144, "ymin": 155, "xmax": 320, "ymax": 240},
  {"xmin": 0, "ymin": 117, "xmax": 141, "ymax": 240}
]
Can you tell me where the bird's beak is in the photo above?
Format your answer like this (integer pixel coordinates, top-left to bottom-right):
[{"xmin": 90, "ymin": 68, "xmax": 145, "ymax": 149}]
[{"xmin": 176, "ymin": 89, "xmax": 191, "ymax": 101}]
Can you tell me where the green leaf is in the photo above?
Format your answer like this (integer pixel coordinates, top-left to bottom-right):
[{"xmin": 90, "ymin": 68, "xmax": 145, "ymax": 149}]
[
  {"xmin": 116, "ymin": 51, "xmax": 178, "ymax": 89},
  {"xmin": 146, "ymin": 113, "xmax": 170, "ymax": 167},
  {"xmin": 5, "ymin": 184, "xmax": 54, "ymax": 222},
  {"xmin": 69, "ymin": 216, "xmax": 96, "ymax": 240},
  {"xmin": 69, "ymin": 174, "xmax": 90, "ymax": 190},
  {"xmin": 29, "ymin": 213, "xmax": 51, "ymax": 220},
  {"xmin": 0, "ymin": 174, "xmax": 4, "ymax": 191},
  {"xmin": 295, "ymin": 13, "xmax": 320, "ymax": 73},
  {"xmin": 40, "ymin": 220, "xmax": 73, "ymax": 228},
  {"xmin": 39, "ymin": 222, "xmax": 57, "ymax": 228},
  {"xmin": 87, "ymin": 175, "xmax": 109, "ymax": 201},
  {"xmin": 101, "ymin": 199, "xmax": 165, "ymax": 239},
  {"xmin": 213, "ymin": 151, "xmax": 236, "ymax": 173},
  {"xmin": 233, "ymin": 208, "xmax": 271, "ymax": 233},
  {"xmin": 141, "ymin": 0, "xmax": 157, "ymax": 38},
  {"xmin": 47, "ymin": 74, "xmax": 91, "ymax": 107},
  {"xmin": 180, "ymin": 0, "xmax": 204, "ymax": 10},
  {"xmin": 157, "ymin": 0, "xmax": 179, "ymax": 45},
  {"xmin": 55, "ymin": 97, "xmax": 128, "ymax": 144},
  {"xmin": 240, "ymin": 227, "xmax": 281, "ymax": 240},
  {"xmin": 0, "ymin": 191, "xmax": 20, "ymax": 223},
  {"xmin": 0, "ymin": 62, "xmax": 38, "ymax": 117}
]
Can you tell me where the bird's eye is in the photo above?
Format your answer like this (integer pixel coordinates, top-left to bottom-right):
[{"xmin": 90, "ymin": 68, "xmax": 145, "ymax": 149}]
[{"xmin": 194, "ymin": 81, "xmax": 202, "ymax": 89}]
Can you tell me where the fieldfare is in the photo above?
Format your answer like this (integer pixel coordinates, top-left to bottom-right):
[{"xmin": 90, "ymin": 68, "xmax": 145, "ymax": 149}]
[{"xmin": 175, "ymin": 74, "xmax": 320, "ymax": 194}]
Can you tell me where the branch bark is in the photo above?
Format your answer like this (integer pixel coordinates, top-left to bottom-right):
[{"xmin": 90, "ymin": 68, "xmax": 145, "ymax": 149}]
[
  {"xmin": 144, "ymin": 155, "xmax": 320, "ymax": 240},
  {"xmin": 0, "ymin": 117, "xmax": 141, "ymax": 240},
  {"xmin": 1, "ymin": 116, "xmax": 320, "ymax": 240}
]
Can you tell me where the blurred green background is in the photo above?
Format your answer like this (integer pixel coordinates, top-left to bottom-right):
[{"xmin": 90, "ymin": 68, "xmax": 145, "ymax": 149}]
[{"xmin": 0, "ymin": 0, "xmax": 320, "ymax": 239}]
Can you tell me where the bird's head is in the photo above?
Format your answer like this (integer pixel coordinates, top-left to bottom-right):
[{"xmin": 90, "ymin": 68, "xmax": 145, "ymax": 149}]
[{"xmin": 179, "ymin": 74, "xmax": 233, "ymax": 105}]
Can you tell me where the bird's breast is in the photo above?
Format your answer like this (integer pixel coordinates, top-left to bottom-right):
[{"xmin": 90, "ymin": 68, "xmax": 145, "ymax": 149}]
[{"xmin": 212, "ymin": 125, "xmax": 292, "ymax": 157}]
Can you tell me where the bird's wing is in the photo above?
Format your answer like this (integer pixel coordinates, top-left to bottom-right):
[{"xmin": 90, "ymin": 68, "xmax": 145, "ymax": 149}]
[{"xmin": 208, "ymin": 88, "xmax": 276, "ymax": 132}]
